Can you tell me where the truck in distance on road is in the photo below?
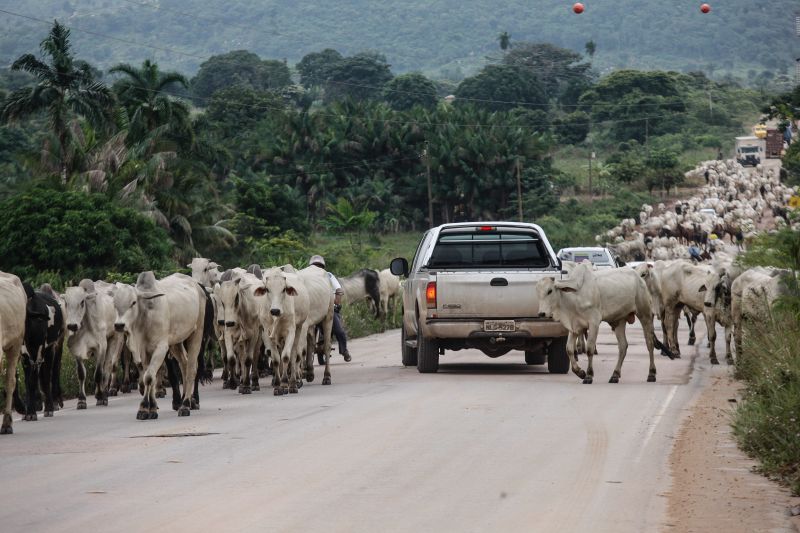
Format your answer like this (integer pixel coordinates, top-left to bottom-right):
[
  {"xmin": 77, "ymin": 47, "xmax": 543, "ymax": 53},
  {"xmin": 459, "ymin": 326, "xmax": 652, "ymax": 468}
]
[{"xmin": 390, "ymin": 222, "xmax": 569, "ymax": 374}]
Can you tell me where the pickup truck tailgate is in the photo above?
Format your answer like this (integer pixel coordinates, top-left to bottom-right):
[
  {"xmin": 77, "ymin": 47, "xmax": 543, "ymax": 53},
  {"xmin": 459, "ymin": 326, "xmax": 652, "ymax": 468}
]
[{"xmin": 434, "ymin": 271, "xmax": 550, "ymax": 318}]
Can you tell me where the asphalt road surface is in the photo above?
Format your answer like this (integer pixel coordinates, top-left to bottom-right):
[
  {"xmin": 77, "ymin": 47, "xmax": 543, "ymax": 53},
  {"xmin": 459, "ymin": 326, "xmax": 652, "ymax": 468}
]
[{"xmin": 0, "ymin": 318, "xmax": 719, "ymax": 533}]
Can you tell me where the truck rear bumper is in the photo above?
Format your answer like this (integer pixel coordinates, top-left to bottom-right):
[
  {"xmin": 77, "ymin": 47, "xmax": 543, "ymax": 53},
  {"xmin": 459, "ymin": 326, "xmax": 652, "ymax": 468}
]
[{"xmin": 423, "ymin": 318, "xmax": 568, "ymax": 339}]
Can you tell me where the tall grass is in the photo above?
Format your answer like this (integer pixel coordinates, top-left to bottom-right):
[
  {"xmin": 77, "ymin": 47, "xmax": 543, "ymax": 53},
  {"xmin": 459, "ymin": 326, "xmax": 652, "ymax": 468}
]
[{"xmin": 732, "ymin": 228, "xmax": 800, "ymax": 495}]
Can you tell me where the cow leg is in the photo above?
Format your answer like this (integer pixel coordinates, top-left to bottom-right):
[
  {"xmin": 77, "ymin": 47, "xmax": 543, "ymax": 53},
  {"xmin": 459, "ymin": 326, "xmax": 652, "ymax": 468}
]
[
  {"xmin": 1, "ymin": 345, "xmax": 21, "ymax": 434},
  {"xmin": 52, "ymin": 342, "xmax": 63, "ymax": 409},
  {"xmin": 566, "ymin": 331, "xmax": 587, "ymax": 380},
  {"xmin": 666, "ymin": 305, "xmax": 681, "ymax": 357},
  {"xmin": 21, "ymin": 356, "xmax": 38, "ymax": 421},
  {"xmin": 75, "ymin": 356, "xmax": 88, "ymax": 410},
  {"xmin": 94, "ymin": 365, "xmax": 108, "ymax": 406},
  {"xmin": 640, "ymin": 315, "xmax": 658, "ymax": 382},
  {"xmin": 608, "ymin": 323, "xmax": 628, "ymax": 383},
  {"xmin": 685, "ymin": 310, "xmax": 696, "ymax": 346},
  {"xmin": 238, "ymin": 341, "xmax": 253, "ymax": 395},
  {"xmin": 39, "ymin": 347, "xmax": 55, "ymax": 417},
  {"xmin": 321, "ymin": 315, "xmax": 333, "ymax": 386},
  {"xmin": 139, "ymin": 343, "xmax": 168, "ymax": 420},
  {"xmin": 583, "ymin": 322, "xmax": 600, "ymax": 384},
  {"xmin": 704, "ymin": 311, "xmax": 719, "ymax": 365},
  {"xmin": 724, "ymin": 323, "xmax": 734, "ymax": 365},
  {"xmin": 250, "ymin": 338, "xmax": 262, "ymax": 392},
  {"xmin": 179, "ymin": 328, "xmax": 203, "ymax": 414},
  {"xmin": 120, "ymin": 346, "xmax": 132, "ymax": 394},
  {"xmin": 165, "ymin": 356, "xmax": 182, "ymax": 411},
  {"xmin": 105, "ymin": 333, "xmax": 124, "ymax": 397}
]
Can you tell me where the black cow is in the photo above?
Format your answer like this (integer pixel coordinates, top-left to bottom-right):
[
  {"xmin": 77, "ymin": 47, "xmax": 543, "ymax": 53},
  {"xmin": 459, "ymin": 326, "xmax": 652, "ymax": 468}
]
[{"xmin": 18, "ymin": 283, "xmax": 65, "ymax": 420}]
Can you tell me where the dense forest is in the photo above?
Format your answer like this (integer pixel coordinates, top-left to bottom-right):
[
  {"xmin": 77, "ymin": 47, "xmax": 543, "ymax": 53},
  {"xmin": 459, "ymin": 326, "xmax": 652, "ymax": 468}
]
[
  {"xmin": 0, "ymin": 20, "xmax": 774, "ymax": 287},
  {"xmin": 0, "ymin": 0, "xmax": 798, "ymax": 81}
]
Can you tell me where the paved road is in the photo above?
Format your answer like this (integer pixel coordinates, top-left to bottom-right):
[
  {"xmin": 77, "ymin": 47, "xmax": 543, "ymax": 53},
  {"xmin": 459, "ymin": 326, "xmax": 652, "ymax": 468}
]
[{"xmin": 0, "ymin": 318, "xmax": 720, "ymax": 533}]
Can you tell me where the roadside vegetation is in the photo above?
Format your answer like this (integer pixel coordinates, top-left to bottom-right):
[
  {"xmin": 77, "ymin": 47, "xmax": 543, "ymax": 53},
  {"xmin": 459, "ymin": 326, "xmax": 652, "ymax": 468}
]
[{"xmin": 732, "ymin": 227, "xmax": 800, "ymax": 495}]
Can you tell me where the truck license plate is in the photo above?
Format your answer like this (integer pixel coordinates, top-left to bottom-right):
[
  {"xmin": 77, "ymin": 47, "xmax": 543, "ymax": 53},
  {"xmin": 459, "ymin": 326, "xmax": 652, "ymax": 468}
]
[{"xmin": 484, "ymin": 320, "xmax": 515, "ymax": 332}]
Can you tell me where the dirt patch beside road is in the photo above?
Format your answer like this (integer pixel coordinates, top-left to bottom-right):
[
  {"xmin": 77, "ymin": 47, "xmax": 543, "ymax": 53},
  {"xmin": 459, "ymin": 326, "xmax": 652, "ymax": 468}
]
[{"xmin": 666, "ymin": 371, "xmax": 799, "ymax": 532}]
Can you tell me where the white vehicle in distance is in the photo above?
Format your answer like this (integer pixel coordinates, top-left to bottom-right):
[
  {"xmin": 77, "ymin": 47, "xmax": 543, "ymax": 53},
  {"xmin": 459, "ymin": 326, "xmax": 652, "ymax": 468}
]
[
  {"xmin": 699, "ymin": 208, "xmax": 717, "ymax": 218},
  {"xmin": 556, "ymin": 247, "xmax": 622, "ymax": 269}
]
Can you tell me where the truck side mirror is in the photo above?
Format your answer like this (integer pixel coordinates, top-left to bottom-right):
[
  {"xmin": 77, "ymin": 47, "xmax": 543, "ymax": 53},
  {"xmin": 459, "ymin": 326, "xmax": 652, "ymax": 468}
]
[{"xmin": 390, "ymin": 257, "xmax": 409, "ymax": 277}]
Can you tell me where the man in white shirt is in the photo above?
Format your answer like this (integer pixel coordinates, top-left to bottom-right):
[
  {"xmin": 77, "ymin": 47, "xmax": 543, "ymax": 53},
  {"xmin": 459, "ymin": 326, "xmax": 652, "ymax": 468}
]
[{"xmin": 309, "ymin": 255, "xmax": 351, "ymax": 362}]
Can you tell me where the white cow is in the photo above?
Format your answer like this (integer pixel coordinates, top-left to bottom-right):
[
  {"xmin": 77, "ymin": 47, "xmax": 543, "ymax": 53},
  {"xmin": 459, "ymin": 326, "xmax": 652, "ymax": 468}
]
[
  {"xmin": 378, "ymin": 268, "xmax": 401, "ymax": 318},
  {"xmin": 652, "ymin": 261, "xmax": 713, "ymax": 357},
  {"xmin": 537, "ymin": 263, "xmax": 659, "ymax": 384},
  {"xmin": 64, "ymin": 279, "xmax": 125, "ymax": 409},
  {"xmin": 113, "ymin": 272, "xmax": 206, "ymax": 419},
  {"xmin": 256, "ymin": 267, "xmax": 310, "ymax": 394},
  {"xmin": 297, "ymin": 265, "xmax": 335, "ymax": 385},
  {"xmin": 216, "ymin": 271, "xmax": 265, "ymax": 394},
  {"xmin": 0, "ymin": 272, "xmax": 27, "ymax": 434},
  {"xmin": 731, "ymin": 268, "xmax": 791, "ymax": 357},
  {"xmin": 188, "ymin": 257, "xmax": 222, "ymax": 287}
]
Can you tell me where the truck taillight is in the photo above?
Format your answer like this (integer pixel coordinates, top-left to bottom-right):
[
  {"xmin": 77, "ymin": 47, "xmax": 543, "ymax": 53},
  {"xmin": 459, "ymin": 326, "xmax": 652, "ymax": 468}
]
[{"xmin": 426, "ymin": 282, "xmax": 437, "ymax": 309}]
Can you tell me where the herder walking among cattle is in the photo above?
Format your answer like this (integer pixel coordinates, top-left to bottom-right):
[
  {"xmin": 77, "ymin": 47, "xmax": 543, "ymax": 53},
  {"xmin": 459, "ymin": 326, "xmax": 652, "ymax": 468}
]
[{"xmin": 309, "ymin": 255, "xmax": 352, "ymax": 363}]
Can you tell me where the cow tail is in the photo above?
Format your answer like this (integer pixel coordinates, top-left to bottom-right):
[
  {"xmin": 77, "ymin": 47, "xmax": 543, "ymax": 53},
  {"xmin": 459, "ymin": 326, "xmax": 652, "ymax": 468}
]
[
  {"xmin": 198, "ymin": 284, "xmax": 216, "ymax": 383},
  {"xmin": 12, "ymin": 370, "xmax": 26, "ymax": 414},
  {"xmin": 653, "ymin": 332, "xmax": 675, "ymax": 360},
  {"xmin": 363, "ymin": 269, "xmax": 381, "ymax": 317}
]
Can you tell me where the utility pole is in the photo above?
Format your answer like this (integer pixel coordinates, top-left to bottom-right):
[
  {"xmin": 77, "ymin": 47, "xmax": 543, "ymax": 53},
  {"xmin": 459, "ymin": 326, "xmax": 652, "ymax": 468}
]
[
  {"xmin": 516, "ymin": 158, "xmax": 523, "ymax": 221},
  {"xmin": 424, "ymin": 140, "xmax": 433, "ymax": 227},
  {"xmin": 588, "ymin": 149, "xmax": 594, "ymax": 203}
]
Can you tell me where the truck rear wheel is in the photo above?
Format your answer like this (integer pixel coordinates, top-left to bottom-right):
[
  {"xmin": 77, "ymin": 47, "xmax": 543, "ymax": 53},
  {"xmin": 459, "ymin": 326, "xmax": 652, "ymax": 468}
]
[
  {"xmin": 401, "ymin": 326, "xmax": 417, "ymax": 367},
  {"xmin": 547, "ymin": 336, "xmax": 570, "ymax": 374},
  {"xmin": 416, "ymin": 319, "xmax": 439, "ymax": 373}
]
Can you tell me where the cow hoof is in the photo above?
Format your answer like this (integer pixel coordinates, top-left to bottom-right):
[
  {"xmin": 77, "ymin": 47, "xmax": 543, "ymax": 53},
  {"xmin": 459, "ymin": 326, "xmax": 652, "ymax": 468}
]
[
  {"xmin": 24, "ymin": 413, "xmax": 37, "ymax": 421},
  {"xmin": 673, "ymin": 353, "xmax": 681, "ymax": 359},
  {"xmin": 305, "ymin": 373, "xmax": 315, "ymax": 383},
  {"xmin": 136, "ymin": 410, "xmax": 149, "ymax": 420},
  {"xmin": 77, "ymin": 400, "xmax": 87, "ymax": 410},
  {"xmin": 178, "ymin": 407, "xmax": 190, "ymax": 417},
  {"xmin": 289, "ymin": 387, "xmax": 298, "ymax": 394},
  {"xmin": 726, "ymin": 357, "xmax": 734, "ymax": 365},
  {"xmin": 273, "ymin": 388, "xmax": 282, "ymax": 396},
  {"xmin": 191, "ymin": 399, "xmax": 199, "ymax": 410},
  {"xmin": 108, "ymin": 388, "xmax": 118, "ymax": 397},
  {"xmin": 576, "ymin": 369, "xmax": 587, "ymax": 379},
  {"xmin": 0, "ymin": 425, "xmax": 12, "ymax": 435},
  {"xmin": 688, "ymin": 337, "xmax": 696, "ymax": 346},
  {"xmin": 582, "ymin": 377, "xmax": 593, "ymax": 384},
  {"xmin": 121, "ymin": 384, "xmax": 131, "ymax": 394},
  {"xmin": 172, "ymin": 401, "xmax": 181, "ymax": 411},
  {"xmin": 609, "ymin": 376, "xmax": 619, "ymax": 384},
  {"xmin": 239, "ymin": 386, "xmax": 251, "ymax": 395},
  {"xmin": 647, "ymin": 374, "xmax": 657, "ymax": 382},
  {"xmin": 252, "ymin": 384, "xmax": 260, "ymax": 392},
  {"xmin": 156, "ymin": 390, "xmax": 166, "ymax": 399},
  {"xmin": 710, "ymin": 357, "xmax": 719, "ymax": 365},
  {"xmin": 96, "ymin": 398, "xmax": 108, "ymax": 406},
  {"xmin": 322, "ymin": 376, "xmax": 331, "ymax": 386},
  {"xmin": 149, "ymin": 411, "xmax": 159, "ymax": 420},
  {"xmin": 44, "ymin": 410, "xmax": 53, "ymax": 417},
  {"xmin": 296, "ymin": 380, "xmax": 303, "ymax": 389}
]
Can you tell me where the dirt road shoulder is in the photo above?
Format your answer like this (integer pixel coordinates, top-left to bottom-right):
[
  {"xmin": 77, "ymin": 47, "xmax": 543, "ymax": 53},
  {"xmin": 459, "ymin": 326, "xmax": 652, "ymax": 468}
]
[{"xmin": 666, "ymin": 369, "xmax": 799, "ymax": 532}]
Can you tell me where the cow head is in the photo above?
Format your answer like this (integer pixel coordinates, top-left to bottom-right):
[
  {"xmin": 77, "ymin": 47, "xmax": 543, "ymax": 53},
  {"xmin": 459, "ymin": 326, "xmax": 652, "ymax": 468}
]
[
  {"xmin": 536, "ymin": 277, "xmax": 557, "ymax": 318},
  {"xmin": 188, "ymin": 258, "xmax": 222, "ymax": 287},
  {"xmin": 699, "ymin": 271, "xmax": 730, "ymax": 310},
  {"xmin": 64, "ymin": 280, "xmax": 96, "ymax": 334},
  {"xmin": 253, "ymin": 269, "xmax": 297, "ymax": 318},
  {"xmin": 112, "ymin": 282, "xmax": 163, "ymax": 333},
  {"xmin": 215, "ymin": 278, "xmax": 251, "ymax": 328}
]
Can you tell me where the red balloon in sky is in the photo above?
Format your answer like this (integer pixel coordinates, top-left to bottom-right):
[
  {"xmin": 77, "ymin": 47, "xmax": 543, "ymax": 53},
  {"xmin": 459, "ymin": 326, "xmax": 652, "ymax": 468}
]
[
  {"xmin": 573, "ymin": 3, "xmax": 584, "ymax": 14},
  {"xmin": 700, "ymin": 3, "xmax": 711, "ymax": 13}
]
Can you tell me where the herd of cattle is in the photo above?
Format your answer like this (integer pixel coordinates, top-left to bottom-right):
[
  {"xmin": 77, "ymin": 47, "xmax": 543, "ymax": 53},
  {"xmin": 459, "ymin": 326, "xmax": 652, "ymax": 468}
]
[
  {"xmin": 542, "ymin": 160, "xmax": 797, "ymax": 384},
  {"xmin": 0, "ymin": 158, "xmax": 795, "ymax": 435},
  {"xmin": 0, "ymin": 261, "xmax": 401, "ymax": 435},
  {"xmin": 599, "ymin": 160, "xmax": 798, "ymax": 262}
]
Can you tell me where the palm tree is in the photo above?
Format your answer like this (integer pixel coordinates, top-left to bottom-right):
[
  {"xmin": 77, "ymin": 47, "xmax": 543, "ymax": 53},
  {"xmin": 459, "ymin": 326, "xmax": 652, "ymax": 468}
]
[
  {"xmin": 0, "ymin": 21, "xmax": 114, "ymax": 183},
  {"xmin": 498, "ymin": 31, "xmax": 511, "ymax": 52},
  {"xmin": 109, "ymin": 59, "xmax": 190, "ymax": 146}
]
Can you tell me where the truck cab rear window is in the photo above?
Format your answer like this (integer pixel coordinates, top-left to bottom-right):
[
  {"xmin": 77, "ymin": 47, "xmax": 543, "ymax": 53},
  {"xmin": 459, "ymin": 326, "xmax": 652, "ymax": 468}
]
[{"xmin": 428, "ymin": 231, "xmax": 549, "ymax": 268}]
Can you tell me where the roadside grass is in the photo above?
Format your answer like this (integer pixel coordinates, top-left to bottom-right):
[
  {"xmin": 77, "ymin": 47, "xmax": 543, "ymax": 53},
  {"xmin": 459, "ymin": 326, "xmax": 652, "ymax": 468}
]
[{"xmin": 732, "ymin": 311, "xmax": 800, "ymax": 495}]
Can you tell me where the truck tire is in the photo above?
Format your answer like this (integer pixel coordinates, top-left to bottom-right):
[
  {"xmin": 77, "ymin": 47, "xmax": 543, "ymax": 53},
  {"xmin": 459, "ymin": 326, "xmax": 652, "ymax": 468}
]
[
  {"xmin": 401, "ymin": 326, "xmax": 417, "ymax": 367},
  {"xmin": 547, "ymin": 336, "xmax": 570, "ymax": 374},
  {"xmin": 525, "ymin": 350, "xmax": 546, "ymax": 365},
  {"xmin": 416, "ymin": 320, "xmax": 439, "ymax": 373}
]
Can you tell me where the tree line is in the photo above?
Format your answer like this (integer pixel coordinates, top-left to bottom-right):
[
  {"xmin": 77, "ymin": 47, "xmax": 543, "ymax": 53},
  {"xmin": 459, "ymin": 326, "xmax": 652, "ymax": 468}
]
[{"xmin": 0, "ymin": 21, "xmax": 764, "ymax": 283}]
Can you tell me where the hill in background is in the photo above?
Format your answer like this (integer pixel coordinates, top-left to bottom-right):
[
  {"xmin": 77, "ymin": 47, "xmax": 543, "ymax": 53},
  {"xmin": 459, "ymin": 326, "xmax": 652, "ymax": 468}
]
[{"xmin": 0, "ymin": 0, "xmax": 798, "ymax": 79}]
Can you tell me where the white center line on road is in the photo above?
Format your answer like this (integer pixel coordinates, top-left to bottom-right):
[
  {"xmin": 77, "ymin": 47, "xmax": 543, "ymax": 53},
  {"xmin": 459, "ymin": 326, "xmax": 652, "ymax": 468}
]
[{"xmin": 634, "ymin": 384, "xmax": 678, "ymax": 464}]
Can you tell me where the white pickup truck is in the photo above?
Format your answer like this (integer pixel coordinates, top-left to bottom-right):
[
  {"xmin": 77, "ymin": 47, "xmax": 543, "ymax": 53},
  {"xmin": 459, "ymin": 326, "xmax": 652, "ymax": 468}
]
[{"xmin": 389, "ymin": 222, "xmax": 569, "ymax": 374}]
